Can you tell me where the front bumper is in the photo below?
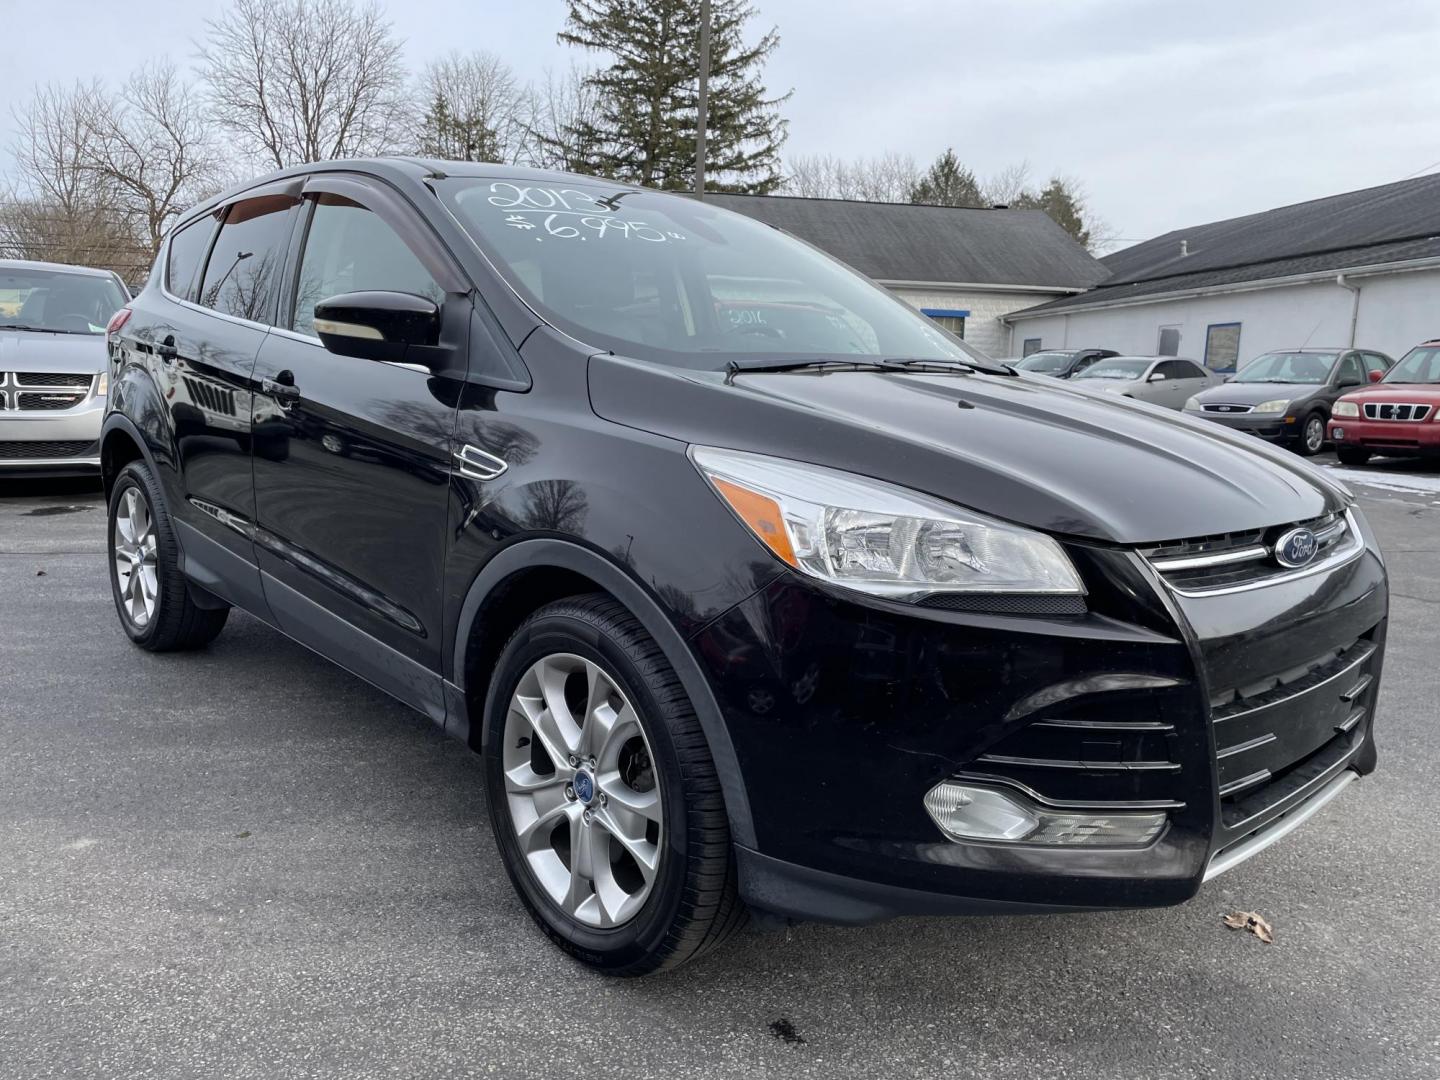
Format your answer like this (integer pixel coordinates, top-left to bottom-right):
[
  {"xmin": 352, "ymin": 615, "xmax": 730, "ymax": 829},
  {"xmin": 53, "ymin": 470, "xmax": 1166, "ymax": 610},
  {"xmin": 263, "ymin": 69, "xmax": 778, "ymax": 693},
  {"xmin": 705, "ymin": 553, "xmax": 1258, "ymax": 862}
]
[
  {"xmin": 1187, "ymin": 409, "xmax": 1297, "ymax": 442},
  {"xmin": 1330, "ymin": 417, "xmax": 1440, "ymax": 454},
  {"xmin": 691, "ymin": 523, "xmax": 1387, "ymax": 923},
  {"xmin": 0, "ymin": 397, "xmax": 104, "ymax": 474}
]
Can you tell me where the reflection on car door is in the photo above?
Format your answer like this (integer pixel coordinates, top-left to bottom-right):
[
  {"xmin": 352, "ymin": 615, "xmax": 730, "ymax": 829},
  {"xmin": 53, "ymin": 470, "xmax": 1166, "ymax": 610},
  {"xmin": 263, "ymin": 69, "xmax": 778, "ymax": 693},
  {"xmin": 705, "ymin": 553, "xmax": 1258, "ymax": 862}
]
[
  {"xmin": 249, "ymin": 176, "xmax": 469, "ymax": 723},
  {"xmin": 150, "ymin": 188, "xmax": 301, "ymax": 610}
]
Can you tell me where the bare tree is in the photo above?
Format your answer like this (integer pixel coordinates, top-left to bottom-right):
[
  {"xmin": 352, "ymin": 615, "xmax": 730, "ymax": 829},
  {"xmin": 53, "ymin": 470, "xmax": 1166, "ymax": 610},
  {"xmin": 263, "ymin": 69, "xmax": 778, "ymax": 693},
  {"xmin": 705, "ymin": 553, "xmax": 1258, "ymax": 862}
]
[
  {"xmin": 3, "ymin": 82, "xmax": 145, "ymax": 274},
  {"xmin": 982, "ymin": 160, "xmax": 1031, "ymax": 206},
  {"xmin": 198, "ymin": 0, "xmax": 408, "ymax": 169},
  {"xmin": 521, "ymin": 64, "xmax": 610, "ymax": 173},
  {"xmin": 413, "ymin": 50, "xmax": 524, "ymax": 163},
  {"xmin": 84, "ymin": 62, "xmax": 224, "ymax": 258},
  {"xmin": 783, "ymin": 152, "xmax": 918, "ymax": 202}
]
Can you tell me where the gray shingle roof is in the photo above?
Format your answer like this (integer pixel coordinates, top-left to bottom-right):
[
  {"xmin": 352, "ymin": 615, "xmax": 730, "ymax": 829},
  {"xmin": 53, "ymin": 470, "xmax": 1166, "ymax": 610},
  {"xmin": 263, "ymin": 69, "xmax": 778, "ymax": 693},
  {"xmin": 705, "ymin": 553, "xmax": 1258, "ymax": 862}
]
[
  {"xmin": 698, "ymin": 193, "xmax": 1108, "ymax": 290},
  {"xmin": 1015, "ymin": 172, "xmax": 1440, "ymax": 317}
]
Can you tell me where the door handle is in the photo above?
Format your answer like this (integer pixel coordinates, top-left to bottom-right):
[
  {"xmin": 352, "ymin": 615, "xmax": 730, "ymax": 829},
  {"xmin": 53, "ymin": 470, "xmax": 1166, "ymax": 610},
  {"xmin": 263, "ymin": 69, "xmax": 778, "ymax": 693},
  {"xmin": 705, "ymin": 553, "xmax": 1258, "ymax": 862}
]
[
  {"xmin": 156, "ymin": 336, "xmax": 178, "ymax": 361},
  {"xmin": 262, "ymin": 371, "xmax": 301, "ymax": 403}
]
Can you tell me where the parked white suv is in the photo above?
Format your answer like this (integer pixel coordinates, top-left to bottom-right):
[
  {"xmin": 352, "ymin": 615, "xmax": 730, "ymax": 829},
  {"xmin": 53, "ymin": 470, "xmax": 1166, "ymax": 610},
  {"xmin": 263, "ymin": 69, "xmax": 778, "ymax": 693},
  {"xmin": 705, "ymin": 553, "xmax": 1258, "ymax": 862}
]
[{"xmin": 0, "ymin": 260, "xmax": 129, "ymax": 475}]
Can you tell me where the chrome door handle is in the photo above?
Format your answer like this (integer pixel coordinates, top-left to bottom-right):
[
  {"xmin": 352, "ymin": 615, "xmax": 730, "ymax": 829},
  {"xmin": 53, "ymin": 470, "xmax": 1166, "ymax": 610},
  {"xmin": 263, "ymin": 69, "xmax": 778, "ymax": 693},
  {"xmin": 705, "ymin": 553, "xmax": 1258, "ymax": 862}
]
[{"xmin": 262, "ymin": 376, "xmax": 301, "ymax": 402}]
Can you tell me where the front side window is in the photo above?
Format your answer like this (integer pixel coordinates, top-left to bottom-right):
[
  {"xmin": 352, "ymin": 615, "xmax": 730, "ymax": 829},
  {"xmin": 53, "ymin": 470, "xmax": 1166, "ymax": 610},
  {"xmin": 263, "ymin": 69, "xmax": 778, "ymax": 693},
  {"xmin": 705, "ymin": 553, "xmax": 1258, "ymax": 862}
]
[
  {"xmin": 197, "ymin": 194, "xmax": 298, "ymax": 323},
  {"xmin": 1334, "ymin": 353, "xmax": 1364, "ymax": 385},
  {"xmin": 167, "ymin": 217, "xmax": 215, "ymax": 302},
  {"xmin": 291, "ymin": 194, "xmax": 443, "ymax": 338},
  {"xmin": 1234, "ymin": 351, "xmax": 1338, "ymax": 384},
  {"xmin": 1362, "ymin": 352, "xmax": 1390, "ymax": 376},
  {"xmin": 437, "ymin": 178, "xmax": 982, "ymax": 370},
  {"xmin": 1074, "ymin": 358, "xmax": 1150, "ymax": 380},
  {"xmin": 0, "ymin": 266, "xmax": 126, "ymax": 335},
  {"xmin": 1384, "ymin": 346, "xmax": 1440, "ymax": 384}
]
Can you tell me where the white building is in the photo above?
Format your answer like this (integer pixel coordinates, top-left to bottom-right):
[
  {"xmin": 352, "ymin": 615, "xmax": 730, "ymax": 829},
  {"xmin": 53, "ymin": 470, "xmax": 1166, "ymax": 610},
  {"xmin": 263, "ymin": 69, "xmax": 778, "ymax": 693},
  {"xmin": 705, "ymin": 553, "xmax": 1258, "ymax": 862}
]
[
  {"xmin": 1004, "ymin": 174, "xmax": 1440, "ymax": 366},
  {"xmin": 704, "ymin": 193, "xmax": 1107, "ymax": 357}
]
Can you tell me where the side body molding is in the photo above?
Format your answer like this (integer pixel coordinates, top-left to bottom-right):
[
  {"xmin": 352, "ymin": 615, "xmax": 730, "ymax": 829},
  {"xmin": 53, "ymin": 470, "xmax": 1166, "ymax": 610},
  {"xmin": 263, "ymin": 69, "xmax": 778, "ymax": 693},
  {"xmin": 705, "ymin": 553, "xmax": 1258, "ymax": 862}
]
[{"xmin": 450, "ymin": 538, "xmax": 757, "ymax": 848}]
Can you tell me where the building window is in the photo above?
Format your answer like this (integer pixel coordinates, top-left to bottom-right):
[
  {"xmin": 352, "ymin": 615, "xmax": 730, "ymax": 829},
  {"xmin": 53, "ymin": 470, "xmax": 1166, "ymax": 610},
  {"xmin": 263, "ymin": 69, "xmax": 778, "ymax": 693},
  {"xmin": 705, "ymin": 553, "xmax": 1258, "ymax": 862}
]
[
  {"xmin": 1022, "ymin": 337, "xmax": 1042, "ymax": 356},
  {"xmin": 920, "ymin": 307, "xmax": 968, "ymax": 339},
  {"xmin": 1204, "ymin": 322, "xmax": 1242, "ymax": 370},
  {"xmin": 1157, "ymin": 326, "xmax": 1181, "ymax": 356}
]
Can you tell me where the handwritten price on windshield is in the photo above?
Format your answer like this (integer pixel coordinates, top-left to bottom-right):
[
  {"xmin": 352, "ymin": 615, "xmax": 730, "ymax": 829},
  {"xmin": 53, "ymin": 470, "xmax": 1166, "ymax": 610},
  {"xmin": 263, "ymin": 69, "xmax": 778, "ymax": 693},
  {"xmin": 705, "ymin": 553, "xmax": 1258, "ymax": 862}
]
[{"xmin": 490, "ymin": 183, "xmax": 682, "ymax": 243}]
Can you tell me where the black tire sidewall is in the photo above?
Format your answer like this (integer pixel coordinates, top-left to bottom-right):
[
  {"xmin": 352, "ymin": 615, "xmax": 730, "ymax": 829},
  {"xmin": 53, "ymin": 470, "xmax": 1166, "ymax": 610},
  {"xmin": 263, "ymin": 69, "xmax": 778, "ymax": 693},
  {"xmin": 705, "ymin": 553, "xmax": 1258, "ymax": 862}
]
[
  {"xmin": 482, "ymin": 610, "xmax": 694, "ymax": 971},
  {"xmin": 107, "ymin": 465, "xmax": 165, "ymax": 646}
]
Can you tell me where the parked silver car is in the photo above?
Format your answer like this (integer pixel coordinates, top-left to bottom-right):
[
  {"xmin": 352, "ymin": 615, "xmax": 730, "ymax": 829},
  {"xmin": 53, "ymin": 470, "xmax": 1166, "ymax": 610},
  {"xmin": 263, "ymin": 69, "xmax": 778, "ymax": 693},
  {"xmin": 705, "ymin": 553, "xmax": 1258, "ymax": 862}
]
[
  {"xmin": 0, "ymin": 260, "xmax": 129, "ymax": 475},
  {"xmin": 1071, "ymin": 355, "xmax": 1222, "ymax": 410}
]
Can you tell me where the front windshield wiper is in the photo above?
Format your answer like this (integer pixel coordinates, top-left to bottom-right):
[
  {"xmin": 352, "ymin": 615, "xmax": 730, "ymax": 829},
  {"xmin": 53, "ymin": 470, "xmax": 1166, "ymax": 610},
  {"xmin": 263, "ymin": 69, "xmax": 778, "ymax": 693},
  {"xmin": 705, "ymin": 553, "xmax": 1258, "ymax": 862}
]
[
  {"xmin": 0, "ymin": 323, "xmax": 93, "ymax": 336},
  {"xmin": 724, "ymin": 356, "xmax": 1010, "ymax": 384}
]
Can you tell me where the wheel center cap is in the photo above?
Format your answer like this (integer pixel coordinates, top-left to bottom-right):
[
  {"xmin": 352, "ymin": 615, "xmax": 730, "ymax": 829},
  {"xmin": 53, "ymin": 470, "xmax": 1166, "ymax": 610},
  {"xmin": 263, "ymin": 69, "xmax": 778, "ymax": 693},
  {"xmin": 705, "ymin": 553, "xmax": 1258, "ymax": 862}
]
[{"xmin": 573, "ymin": 770, "xmax": 595, "ymax": 805}]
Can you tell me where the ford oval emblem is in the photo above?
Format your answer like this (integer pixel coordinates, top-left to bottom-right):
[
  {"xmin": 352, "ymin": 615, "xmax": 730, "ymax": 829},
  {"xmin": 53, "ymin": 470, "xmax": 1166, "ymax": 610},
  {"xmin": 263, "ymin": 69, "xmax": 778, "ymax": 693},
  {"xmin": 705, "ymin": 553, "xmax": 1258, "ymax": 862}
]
[
  {"xmin": 573, "ymin": 770, "xmax": 595, "ymax": 804},
  {"xmin": 1275, "ymin": 527, "xmax": 1319, "ymax": 569}
]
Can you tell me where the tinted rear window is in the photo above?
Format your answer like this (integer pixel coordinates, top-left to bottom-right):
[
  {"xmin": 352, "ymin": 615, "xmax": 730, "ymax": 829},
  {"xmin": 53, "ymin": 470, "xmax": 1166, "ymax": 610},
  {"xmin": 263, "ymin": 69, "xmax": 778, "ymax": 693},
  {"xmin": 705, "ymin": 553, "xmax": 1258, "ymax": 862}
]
[
  {"xmin": 197, "ymin": 195, "xmax": 298, "ymax": 323},
  {"xmin": 166, "ymin": 217, "xmax": 215, "ymax": 301}
]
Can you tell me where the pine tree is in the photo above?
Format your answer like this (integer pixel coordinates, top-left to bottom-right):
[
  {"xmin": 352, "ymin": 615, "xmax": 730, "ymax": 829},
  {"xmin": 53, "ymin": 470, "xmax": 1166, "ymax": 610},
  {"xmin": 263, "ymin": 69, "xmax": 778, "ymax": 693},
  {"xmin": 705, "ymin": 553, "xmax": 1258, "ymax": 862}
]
[
  {"xmin": 908, "ymin": 149, "xmax": 985, "ymax": 207},
  {"xmin": 557, "ymin": 0, "xmax": 789, "ymax": 193},
  {"xmin": 1014, "ymin": 177, "xmax": 1092, "ymax": 249}
]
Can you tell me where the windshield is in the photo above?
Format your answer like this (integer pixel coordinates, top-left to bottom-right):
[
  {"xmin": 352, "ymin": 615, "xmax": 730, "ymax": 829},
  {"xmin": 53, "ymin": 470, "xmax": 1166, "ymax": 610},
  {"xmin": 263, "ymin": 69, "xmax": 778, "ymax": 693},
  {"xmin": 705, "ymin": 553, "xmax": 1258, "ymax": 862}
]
[
  {"xmin": 1014, "ymin": 351, "xmax": 1075, "ymax": 374},
  {"xmin": 0, "ymin": 267, "xmax": 126, "ymax": 335},
  {"xmin": 1233, "ymin": 351, "xmax": 1338, "ymax": 384},
  {"xmin": 437, "ymin": 178, "xmax": 988, "ymax": 371},
  {"xmin": 1383, "ymin": 346, "xmax": 1440, "ymax": 384},
  {"xmin": 1074, "ymin": 358, "xmax": 1149, "ymax": 380}
]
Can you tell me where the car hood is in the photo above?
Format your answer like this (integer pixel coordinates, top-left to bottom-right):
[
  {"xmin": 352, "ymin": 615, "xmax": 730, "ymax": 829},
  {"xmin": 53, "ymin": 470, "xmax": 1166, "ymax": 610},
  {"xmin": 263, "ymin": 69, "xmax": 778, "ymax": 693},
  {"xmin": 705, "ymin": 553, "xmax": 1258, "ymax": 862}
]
[
  {"xmin": 1194, "ymin": 381, "xmax": 1324, "ymax": 405},
  {"xmin": 0, "ymin": 330, "xmax": 106, "ymax": 373},
  {"xmin": 1339, "ymin": 384, "xmax": 1440, "ymax": 403},
  {"xmin": 588, "ymin": 355, "xmax": 1347, "ymax": 544}
]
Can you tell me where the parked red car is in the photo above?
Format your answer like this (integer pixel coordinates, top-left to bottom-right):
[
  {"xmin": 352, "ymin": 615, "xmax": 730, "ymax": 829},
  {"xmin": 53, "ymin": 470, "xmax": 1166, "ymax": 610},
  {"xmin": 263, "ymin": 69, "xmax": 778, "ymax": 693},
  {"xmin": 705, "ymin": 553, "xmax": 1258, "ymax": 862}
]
[{"xmin": 1329, "ymin": 339, "xmax": 1440, "ymax": 464}]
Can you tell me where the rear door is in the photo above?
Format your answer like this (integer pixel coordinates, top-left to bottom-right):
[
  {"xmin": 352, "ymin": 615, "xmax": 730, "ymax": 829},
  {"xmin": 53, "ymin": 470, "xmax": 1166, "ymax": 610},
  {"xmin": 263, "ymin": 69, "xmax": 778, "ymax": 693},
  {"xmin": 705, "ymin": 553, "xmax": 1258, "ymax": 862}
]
[
  {"xmin": 250, "ymin": 174, "xmax": 471, "ymax": 723},
  {"xmin": 139, "ymin": 185, "xmax": 302, "ymax": 612},
  {"xmin": 1164, "ymin": 359, "xmax": 1212, "ymax": 407}
]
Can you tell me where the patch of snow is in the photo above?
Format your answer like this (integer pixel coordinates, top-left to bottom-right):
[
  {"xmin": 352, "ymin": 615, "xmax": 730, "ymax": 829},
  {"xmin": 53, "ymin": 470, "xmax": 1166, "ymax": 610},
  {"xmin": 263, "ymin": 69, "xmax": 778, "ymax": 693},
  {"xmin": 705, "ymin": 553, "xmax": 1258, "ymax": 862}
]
[{"xmin": 1322, "ymin": 466, "xmax": 1440, "ymax": 497}]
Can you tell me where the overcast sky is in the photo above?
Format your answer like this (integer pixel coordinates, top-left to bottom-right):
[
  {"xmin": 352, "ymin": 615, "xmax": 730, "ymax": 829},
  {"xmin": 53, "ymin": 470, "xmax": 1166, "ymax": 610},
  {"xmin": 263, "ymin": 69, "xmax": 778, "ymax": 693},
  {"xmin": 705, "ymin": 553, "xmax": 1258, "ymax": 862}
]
[{"xmin": 7, "ymin": 0, "xmax": 1440, "ymax": 250}]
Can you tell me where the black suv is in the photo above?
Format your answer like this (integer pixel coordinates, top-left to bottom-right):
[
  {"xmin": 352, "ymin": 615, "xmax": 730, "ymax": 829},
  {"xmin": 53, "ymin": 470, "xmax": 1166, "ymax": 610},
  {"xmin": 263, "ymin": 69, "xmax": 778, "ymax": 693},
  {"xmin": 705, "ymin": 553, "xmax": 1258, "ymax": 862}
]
[
  {"xmin": 102, "ymin": 160, "xmax": 1387, "ymax": 975},
  {"xmin": 1012, "ymin": 347, "xmax": 1119, "ymax": 378}
]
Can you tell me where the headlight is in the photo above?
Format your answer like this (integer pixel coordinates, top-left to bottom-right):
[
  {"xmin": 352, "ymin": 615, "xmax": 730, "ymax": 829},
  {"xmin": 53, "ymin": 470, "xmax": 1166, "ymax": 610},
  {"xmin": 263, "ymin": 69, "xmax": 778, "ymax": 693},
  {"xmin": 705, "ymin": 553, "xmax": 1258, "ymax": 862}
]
[
  {"xmin": 691, "ymin": 446, "xmax": 1085, "ymax": 601},
  {"xmin": 1332, "ymin": 401, "xmax": 1359, "ymax": 418},
  {"xmin": 1252, "ymin": 398, "xmax": 1290, "ymax": 414},
  {"xmin": 95, "ymin": 371, "xmax": 108, "ymax": 397},
  {"xmin": 1183, "ymin": 395, "xmax": 1203, "ymax": 411}
]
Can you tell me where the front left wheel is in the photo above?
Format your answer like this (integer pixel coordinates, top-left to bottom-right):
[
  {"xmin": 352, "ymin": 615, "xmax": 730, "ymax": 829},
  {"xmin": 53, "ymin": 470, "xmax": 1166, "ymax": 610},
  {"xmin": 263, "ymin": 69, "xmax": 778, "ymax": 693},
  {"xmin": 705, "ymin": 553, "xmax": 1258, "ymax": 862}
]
[
  {"xmin": 108, "ymin": 461, "xmax": 229, "ymax": 651},
  {"xmin": 482, "ymin": 594, "xmax": 745, "ymax": 975},
  {"xmin": 1296, "ymin": 411, "xmax": 1327, "ymax": 456}
]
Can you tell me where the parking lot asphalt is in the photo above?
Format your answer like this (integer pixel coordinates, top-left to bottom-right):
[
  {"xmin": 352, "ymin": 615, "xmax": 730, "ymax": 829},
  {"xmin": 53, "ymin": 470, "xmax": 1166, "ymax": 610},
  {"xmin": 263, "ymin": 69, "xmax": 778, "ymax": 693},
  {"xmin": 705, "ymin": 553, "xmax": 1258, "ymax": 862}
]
[{"xmin": 2, "ymin": 456, "xmax": 1439, "ymax": 1080}]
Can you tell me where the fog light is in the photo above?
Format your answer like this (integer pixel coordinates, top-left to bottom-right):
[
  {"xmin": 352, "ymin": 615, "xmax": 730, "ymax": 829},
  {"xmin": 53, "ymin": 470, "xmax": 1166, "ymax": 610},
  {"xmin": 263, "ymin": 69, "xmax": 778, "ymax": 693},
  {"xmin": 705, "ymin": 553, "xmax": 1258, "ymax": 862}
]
[{"xmin": 923, "ymin": 781, "xmax": 1167, "ymax": 847}]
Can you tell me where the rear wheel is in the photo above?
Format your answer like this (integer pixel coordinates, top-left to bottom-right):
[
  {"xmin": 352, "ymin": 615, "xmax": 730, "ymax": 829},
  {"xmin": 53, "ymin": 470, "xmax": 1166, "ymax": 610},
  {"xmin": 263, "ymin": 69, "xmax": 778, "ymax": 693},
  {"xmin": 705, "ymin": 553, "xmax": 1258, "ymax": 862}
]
[
  {"xmin": 108, "ymin": 461, "xmax": 229, "ymax": 651},
  {"xmin": 1296, "ymin": 411, "xmax": 1327, "ymax": 456},
  {"xmin": 1336, "ymin": 446, "xmax": 1372, "ymax": 466},
  {"xmin": 483, "ymin": 594, "xmax": 744, "ymax": 975}
]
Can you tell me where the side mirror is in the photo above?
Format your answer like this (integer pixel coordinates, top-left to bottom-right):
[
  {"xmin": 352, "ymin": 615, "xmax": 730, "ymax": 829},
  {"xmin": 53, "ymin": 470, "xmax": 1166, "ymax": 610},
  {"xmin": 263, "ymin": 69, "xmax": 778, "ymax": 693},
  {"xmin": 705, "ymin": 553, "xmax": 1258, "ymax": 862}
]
[
  {"xmin": 1368, "ymin": 369, "xmax": 1385, "ymax": 383},
  {"xmin": 1148, "ymin": 372, "xmax": 1167, "ymax": 382},
  {"xmin": 313, "ymin": 291, "xmax": 441, "ymax": 364}
]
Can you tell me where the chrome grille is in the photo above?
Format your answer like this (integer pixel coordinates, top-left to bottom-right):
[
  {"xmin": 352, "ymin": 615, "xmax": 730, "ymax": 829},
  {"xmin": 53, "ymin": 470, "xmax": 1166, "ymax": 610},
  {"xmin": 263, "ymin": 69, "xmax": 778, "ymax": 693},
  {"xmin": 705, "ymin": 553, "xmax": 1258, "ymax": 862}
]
[
  {"xmin": 1362, "ymin": 401, "xmax": 1432, "ymax": 422},
  {"xmin": 14, "ymin": 371, "xmax": 92, "ymax": 388},
  {"xmin": 0, "ymin": 371, "xmax": 94, "ymax": 411},
  {"xmin": 1140, "ymin": 510, "xmax": 1361, "ymax": 595},
  {"xmin": 1201, "ymin": 403, "xmax": 1254, "ymax": 413}
]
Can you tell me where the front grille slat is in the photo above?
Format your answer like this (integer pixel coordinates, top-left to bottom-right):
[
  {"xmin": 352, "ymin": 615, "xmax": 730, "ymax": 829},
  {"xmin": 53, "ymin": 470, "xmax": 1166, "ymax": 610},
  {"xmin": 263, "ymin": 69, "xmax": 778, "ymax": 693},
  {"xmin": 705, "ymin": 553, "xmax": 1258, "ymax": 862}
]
[
  {"xmin": 13, "ymin": 371, "xmax": 93, "ymax": 388},
  {"xmin": 1142, "ymin": 510, "xmax": 1361, "ymax": 595},
  {"xmin": 17, "ymin": 391, "xmax": 85, "ymax": 411},
  {"xmin": 1362, "ymin": 402, "xmax": 1433, "ymax": 422}
]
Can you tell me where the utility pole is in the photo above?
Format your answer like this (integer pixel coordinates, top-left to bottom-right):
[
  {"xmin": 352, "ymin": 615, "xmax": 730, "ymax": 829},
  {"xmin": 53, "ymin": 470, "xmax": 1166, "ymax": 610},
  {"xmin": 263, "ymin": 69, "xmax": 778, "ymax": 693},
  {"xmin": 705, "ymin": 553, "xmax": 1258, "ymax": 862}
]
[{"xmin": 695, "ymin": 0, "xmax": 711, "ymax": 198}]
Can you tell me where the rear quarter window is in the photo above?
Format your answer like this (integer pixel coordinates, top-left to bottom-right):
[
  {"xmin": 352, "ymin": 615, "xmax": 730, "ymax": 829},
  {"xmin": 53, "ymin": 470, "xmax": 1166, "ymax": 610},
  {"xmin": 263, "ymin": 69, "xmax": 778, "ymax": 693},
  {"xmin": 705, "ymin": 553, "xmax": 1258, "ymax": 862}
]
[{"xmin": 166, "ymin": 217, "xmax": 216, "ymax": 302}]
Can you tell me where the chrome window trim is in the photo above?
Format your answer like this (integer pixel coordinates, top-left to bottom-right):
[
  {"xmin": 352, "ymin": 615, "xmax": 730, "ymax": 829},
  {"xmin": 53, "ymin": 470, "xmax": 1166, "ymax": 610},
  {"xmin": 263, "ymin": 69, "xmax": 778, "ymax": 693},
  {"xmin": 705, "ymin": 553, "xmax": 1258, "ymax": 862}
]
[{"xmin": 1151, "ymin": 509, "xmax": 1365, "ymax": 598}]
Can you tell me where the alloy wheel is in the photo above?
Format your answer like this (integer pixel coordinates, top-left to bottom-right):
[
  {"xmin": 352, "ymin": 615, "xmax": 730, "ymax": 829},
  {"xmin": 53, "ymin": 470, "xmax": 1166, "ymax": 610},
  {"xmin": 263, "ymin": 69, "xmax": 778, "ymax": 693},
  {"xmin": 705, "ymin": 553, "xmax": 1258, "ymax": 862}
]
[
  {"xmin": 1305, "ymin": 415, "xmax": 1325, "ymax": 453},
  {"xmin": 113, "ymin": 487, "xmax": 159, "ymax": 628},
  {"xmin": 502, "ymin": 653, "xmax": 663, "ymax": 928}
]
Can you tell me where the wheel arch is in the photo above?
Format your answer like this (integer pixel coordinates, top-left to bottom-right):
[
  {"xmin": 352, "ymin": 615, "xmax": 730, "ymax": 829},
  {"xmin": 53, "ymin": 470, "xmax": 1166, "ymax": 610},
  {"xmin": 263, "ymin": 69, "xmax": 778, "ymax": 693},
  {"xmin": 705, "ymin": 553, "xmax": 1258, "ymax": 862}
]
[
  {"xmin": 452, "ymin": 538, "xmax": 756, "ymax": 848},
  {"xmin": 100, "ymin": 412, "xmax": 161, "ymax": 500}
]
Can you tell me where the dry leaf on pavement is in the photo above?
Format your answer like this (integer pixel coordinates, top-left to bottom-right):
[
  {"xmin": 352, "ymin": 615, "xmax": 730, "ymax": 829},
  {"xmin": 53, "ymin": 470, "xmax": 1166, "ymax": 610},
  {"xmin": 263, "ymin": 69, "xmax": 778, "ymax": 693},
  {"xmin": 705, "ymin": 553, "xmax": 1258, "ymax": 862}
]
[{"xmin": 1222, "ymin": 910, "xmax": 1274, "ymax": 943}]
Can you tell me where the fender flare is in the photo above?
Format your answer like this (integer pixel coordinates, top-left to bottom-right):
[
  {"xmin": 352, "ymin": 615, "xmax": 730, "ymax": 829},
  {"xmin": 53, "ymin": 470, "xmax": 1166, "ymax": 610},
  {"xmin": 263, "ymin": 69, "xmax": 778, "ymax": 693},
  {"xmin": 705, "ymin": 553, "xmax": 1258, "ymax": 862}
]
[
  {"xmin": 100, "ymin": 411, "xmax": 163, "ymax": 491},
  {"xmin": 452, "ymin": 538, "xmax": 756, "ymax": 848}
]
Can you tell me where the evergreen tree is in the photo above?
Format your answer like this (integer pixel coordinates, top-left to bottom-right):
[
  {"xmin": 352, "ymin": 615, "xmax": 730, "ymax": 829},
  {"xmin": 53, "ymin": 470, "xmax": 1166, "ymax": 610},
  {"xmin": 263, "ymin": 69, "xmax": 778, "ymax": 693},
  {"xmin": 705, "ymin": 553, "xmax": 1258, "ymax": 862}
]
[
  {"xmin": 1014, "ymin": 177, "xmax": 1092, "ymax": 249},
  {"xmin": 908, "ymin": 149, "xmax": 985, "ymax": 207},
  {"xmin": 557, "ymin": 0, "xmax": 789, "ymax": 193}
]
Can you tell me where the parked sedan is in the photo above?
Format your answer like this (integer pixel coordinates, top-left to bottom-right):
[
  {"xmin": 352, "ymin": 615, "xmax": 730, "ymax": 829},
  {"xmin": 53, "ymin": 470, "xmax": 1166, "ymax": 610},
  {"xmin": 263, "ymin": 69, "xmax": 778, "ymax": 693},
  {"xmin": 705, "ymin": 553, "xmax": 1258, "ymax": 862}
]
[
  {"xmin": 1182, "ymin": 348, "xmax": 1391, "ymax": 456},
  {"xmin": 1, "ymin": 259, "xmax": 130, "ymax": 475},
  {"xmin": 1329, "ymin": 340, "xmax": 1440, "ymax": 464},
  {"xmin": 1071, "ymin": 355, "xmax": 1221, "ymax": 409},
  {"xmin": 1012, "ymin": 347, "xmax": 1118, "ymax": 379}
]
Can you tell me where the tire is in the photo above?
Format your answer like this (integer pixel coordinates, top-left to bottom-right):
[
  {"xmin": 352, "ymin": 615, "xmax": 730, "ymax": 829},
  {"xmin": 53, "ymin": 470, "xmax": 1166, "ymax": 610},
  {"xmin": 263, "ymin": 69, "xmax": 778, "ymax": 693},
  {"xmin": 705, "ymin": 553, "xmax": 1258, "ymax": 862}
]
[
  {"xmin": 482, "ymin": 594, "xmax": 745, "ymax": 975},
  {"xmin": 1336, "ymin": 447, "xmax": 1372, "ymax": 466},
  {"xmin": 108, "ymin": 460, "xmax": 229, "ymax": 651},
  {"xmin": 1296, "ymin": 411, "xmax": 1327, "ymax": 456}
]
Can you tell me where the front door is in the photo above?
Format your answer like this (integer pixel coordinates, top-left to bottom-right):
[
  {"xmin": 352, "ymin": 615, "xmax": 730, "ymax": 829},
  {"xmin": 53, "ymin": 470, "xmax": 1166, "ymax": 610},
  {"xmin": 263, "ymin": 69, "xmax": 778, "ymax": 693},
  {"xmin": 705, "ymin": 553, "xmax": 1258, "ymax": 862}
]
[{"xmin": 250, "ymin": 178, "xmax": 469, "ymax": 723}]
